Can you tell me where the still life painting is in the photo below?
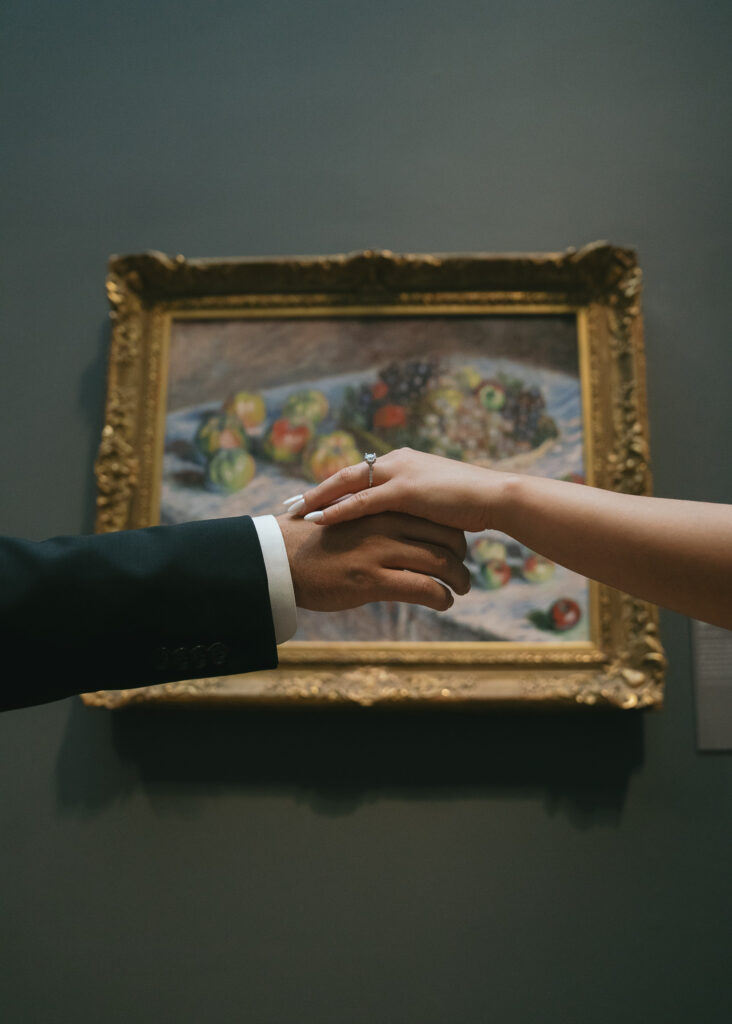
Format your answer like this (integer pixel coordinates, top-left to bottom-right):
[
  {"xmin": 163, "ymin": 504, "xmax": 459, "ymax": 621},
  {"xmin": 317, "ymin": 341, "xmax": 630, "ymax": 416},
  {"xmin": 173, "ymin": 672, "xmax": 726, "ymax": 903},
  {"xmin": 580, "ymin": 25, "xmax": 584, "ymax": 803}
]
[
  {"xmin": 162, "ymin": 314, "xmax": 589, "ymax": 645},
  {"xmin": 86, "ymin": 245, "xmax": 666, "ymax": 709}
]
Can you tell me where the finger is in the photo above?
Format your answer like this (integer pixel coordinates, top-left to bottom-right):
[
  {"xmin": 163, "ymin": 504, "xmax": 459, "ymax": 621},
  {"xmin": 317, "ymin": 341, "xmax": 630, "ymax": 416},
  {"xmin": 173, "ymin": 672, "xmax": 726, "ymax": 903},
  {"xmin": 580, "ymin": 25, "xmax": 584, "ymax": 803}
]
[
  {"xmin": 303, "ymin": 480, "xmax": 402, "ymax": 525},
  {"xmin": 379, "ymin": 570, "xmax": 455, "ymax": 611},
  {"xmin": 386, "ymin": 514, "xmax": 468, "ymax": 561},
  {"xmin": 386, "ymin": 540, "xmax": 472, "ymax": 596},
  {"xmin": 294, "ymin": 460, "xmax": 373, "ymax": 517}
]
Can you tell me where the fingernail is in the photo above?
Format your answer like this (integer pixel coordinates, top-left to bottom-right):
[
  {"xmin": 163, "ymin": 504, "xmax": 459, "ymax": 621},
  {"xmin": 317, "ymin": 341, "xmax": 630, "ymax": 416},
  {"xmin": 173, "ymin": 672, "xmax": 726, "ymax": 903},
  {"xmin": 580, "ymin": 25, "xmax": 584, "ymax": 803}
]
[
  {"xmin": 304, "ymin": 510, "xmax": 324, "ymax": 522},
  {"xmin": 282, "ymin": 493, "xmax": 303, "ymax": 506},
  {"xmin": 288, "ymin": 499, "xmax": 306, "ymax": 514}
]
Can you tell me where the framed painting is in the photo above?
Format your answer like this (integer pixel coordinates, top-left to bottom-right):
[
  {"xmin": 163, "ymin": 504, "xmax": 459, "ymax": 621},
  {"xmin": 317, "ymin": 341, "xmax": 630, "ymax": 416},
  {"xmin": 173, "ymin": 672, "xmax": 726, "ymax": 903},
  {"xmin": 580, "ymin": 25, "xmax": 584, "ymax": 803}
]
[{"xmin": 84, "ymin": 243, "xmax": 666, "ymax": 709}]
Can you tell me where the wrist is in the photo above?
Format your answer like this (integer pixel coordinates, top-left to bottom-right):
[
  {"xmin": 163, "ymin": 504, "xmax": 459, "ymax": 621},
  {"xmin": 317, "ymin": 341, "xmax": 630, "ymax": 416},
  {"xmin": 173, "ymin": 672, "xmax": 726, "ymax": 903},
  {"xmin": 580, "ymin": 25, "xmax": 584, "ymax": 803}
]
[
  {"xmin": 490, "ymin": 472, "xmax": 524, "ymax": 533},
  {"xmin": 276, "ymin": 514, "xmax": 307, "ymax": 607}
]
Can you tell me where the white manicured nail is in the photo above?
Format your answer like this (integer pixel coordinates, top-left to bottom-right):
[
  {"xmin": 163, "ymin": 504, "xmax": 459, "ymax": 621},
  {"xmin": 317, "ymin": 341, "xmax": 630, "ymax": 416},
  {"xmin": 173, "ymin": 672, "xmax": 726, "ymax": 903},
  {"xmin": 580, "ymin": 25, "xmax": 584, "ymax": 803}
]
[
  {"xmin": 288, "ymin": 499, "xmax": 306, "ymax": 514},
  {"xmin": 282, "ymin": 493, "xmax": 303, "ymax": 506},
  {"xmin": 304, "ymin": 510, "xmax": 324, "ymax": 522}
]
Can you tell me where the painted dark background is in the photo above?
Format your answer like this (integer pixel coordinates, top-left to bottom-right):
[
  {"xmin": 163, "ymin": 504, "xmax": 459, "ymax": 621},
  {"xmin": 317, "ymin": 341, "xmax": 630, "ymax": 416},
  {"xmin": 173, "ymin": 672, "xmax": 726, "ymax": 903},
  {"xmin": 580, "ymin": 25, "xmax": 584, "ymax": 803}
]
[
  {"xmin": 166, "ymin": 314, "xmax": 580, "ymax": 405},
  {"xmin": 1, "ymin": 2, "xmax": 731, "ymax": 1022}
]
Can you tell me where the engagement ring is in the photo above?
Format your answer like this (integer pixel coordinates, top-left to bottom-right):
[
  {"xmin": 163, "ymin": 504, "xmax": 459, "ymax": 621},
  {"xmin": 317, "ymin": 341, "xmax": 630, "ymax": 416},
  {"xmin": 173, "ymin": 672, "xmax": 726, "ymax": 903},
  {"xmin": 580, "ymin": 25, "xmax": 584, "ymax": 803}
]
[{"xmin": 364, "ymin": 452, "xmax": 377, "ymax": 488}]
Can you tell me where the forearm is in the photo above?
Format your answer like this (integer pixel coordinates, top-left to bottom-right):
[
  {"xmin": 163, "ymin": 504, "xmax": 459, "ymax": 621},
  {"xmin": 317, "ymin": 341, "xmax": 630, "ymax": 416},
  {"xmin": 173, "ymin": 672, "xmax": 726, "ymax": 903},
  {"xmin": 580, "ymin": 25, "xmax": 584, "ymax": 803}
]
[
  {"xmin": 494, "ymin": 475, "xmax": 732, "ymax": 628},
  {"xmin": 0, "ymin": 517, "xmax": 278, "ymax": 710}
]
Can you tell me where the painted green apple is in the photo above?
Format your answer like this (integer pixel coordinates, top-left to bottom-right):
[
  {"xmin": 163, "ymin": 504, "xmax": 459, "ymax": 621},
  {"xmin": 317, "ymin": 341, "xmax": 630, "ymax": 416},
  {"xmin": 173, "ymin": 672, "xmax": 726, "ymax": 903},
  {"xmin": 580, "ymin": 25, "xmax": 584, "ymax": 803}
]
[
  {"xmin": 477, "ymin": 380, "xmax": 506, "ymax": 411},
  {"xmin": 471, "ymin": 538, "xmax": 507, "ymax": 565},
  {"xmin": 283, "ymin": 389, "xmax": 329, "ymax": 425},
  {"xmin": 522, "ymin": 553, "xmax": 556, "ymax": 583},
  {"xmin": 205, "ymin": 449, "xmax": 256, "ymax": 494},
  {"xmin": 194, "ymin": 413, "xmax": 247, "ymax": 462},
  {"xmin": 480, "ymin": 559, "xmax": 511, "ymax": 590}
]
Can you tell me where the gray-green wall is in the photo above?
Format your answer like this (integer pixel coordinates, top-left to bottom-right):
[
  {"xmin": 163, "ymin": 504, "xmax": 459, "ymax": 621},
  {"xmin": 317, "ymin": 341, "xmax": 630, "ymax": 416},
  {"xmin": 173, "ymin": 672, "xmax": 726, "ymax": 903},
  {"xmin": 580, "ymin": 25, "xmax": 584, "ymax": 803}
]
[{"xmin": 2, "ymin": 2, "xmax": 731, "ymax": 1021}]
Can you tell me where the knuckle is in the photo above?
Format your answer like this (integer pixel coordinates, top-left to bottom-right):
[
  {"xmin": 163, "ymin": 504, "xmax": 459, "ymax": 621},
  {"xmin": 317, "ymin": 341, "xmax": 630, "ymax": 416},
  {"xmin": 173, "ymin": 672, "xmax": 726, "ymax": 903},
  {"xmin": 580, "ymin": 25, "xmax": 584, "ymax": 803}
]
[
  {"xmin": 350, "ymin": 568, "xmax": 371, "ymax": 589},
  {"xmin": 389, "ymin": 446, "xmax": 409, "ymax": 467},
  {"xmin": 353, "ymin": 489, "xmax": 371, "ymax": 510},
  {"xmin": 433, "ymin": 552, "xmax": 449, "ymax": 574}
]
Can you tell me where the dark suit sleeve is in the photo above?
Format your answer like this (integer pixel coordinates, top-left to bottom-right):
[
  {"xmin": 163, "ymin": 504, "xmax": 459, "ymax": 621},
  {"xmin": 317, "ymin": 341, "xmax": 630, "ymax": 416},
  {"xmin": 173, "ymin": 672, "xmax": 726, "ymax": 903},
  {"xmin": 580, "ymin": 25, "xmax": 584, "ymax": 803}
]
[{"xmin": 0, "ymin": 516, "xmax": 278, "ymax": 711}]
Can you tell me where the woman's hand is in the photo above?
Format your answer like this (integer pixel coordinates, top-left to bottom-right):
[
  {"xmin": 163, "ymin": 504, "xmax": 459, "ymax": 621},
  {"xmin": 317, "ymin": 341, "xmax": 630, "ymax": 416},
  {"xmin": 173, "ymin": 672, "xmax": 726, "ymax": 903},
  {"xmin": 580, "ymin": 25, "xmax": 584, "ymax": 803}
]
[{"xmin": 287, "ymin": 448, "xmax": 511, "ymax": 534}]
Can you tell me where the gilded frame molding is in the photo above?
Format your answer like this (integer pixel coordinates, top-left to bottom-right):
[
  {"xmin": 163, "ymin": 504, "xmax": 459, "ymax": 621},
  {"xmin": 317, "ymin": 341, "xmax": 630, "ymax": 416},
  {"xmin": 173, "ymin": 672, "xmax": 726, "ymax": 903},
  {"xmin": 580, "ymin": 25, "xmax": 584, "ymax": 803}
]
[{"xmin": 84, "ymin": 242, "xmax": 665, "ymax": 710}]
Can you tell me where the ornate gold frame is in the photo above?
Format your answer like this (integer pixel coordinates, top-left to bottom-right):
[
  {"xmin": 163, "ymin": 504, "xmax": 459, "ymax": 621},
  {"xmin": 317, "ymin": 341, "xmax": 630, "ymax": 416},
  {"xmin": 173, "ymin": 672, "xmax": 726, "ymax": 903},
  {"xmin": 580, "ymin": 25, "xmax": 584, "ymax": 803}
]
[{"xmin": 84, "ymin": 243, "xmax": 665, "ymax": 710}]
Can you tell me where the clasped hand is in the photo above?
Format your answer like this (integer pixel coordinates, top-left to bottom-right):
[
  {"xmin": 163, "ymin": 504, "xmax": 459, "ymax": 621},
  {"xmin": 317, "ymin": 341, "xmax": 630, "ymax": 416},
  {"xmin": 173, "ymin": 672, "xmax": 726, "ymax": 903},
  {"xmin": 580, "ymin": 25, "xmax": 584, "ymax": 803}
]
[{"xmin": 279, "ymin": 511, "xmax": 470, "ymax": 612}]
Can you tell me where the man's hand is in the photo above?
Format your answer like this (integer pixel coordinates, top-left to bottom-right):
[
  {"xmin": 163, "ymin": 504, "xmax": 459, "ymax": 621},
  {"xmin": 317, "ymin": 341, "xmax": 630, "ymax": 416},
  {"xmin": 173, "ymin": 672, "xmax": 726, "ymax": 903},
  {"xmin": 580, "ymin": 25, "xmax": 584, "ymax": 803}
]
[{"xmin": 278, "ymin": 513, "xmax": 470, "ymax": 612}]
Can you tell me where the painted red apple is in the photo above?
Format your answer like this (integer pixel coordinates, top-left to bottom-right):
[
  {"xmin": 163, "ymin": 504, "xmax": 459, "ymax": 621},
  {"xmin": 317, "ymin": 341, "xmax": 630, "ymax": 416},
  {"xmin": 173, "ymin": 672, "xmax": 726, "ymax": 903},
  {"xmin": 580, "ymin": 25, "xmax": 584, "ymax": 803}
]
[
  {"xmin": 373, "ymin": 403, "xmax": 407, "ymax": 429},
  {"xmin": 550, "ymin": 597, "xmax": 581, "ymax": 631},
  {"xmin": 480, "ymin": 559, "xmax": 511, "ymax": 590},
  {"xmin": 265, "ymin": 417, "xmax": 313, "ymax": 463},
  {"xmin": 522, "ymin": 553, "xmax": 556, "ymax": 583}
]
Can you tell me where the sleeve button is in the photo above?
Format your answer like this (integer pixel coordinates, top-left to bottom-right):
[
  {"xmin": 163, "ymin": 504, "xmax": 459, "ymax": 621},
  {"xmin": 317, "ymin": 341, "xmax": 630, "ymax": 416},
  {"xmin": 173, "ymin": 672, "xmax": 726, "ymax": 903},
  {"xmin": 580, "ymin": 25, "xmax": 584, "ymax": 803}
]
[
  {"xmin": 190, "ymin": 644, "xmax": 208, "ymax": 673},
  {"xmin": 171, "ymin": 647, "xmax": 189, "ymax": 672},
  {"xmin": 208, "ymin": 642, "xmax": 229, "ymax": 668},
  {"xmin": 153, "ymin": 647, "xmax": 169, "ymax": 671}
]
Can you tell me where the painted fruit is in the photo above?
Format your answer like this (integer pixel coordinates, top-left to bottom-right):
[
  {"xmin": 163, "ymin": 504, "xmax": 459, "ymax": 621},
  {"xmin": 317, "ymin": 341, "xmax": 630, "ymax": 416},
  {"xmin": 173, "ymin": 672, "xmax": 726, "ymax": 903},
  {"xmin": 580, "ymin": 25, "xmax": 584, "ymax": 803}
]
[
  {"xmin": 522, "ymin": 553, "xmax": 556, "ymax": 583},
  {"xmin": 205, "ymin": 449, "xmax": 256, "ymax": 494},
  {"xmin": 194, "ymin": 414, "xmax": 247, "ymax": 461},
  {"xmin": 550, "ymin": 597, "xmax": 581, "ymax": 631},
  {"xmin": 480, "ymin": 559, "xmax": 511, "ymax": 590},
  {"xmin": 455, "ymin": 365, "xmax": 482, "ymax": 391},
  {"xmin": 307, "ymin": 431, "xmax": 361, "ymax": 483},
  {"xmin": 373, "ymin": 403, "xmax": 407, "ymax": 429},
  {"xmin": 430, "ymin": 388, "xmax": 464, "ymax": 414},
  {"xmin": 283, "ymin": 389, "xmax": 329, "ymax": 426},
  {"xmin": 265, "ymin": 417, "xmax": 314, "ymax": 463},
  {"xmin": 471, "ymin": 538, "xmax": 507, "ymax": 564},
  {"xmin": 223, "ymin": 391, "xmax": 266, "ymax": 432},
  {"xmin": 477, "ymin": 380, "xmax": 506, "ymax": 411}
]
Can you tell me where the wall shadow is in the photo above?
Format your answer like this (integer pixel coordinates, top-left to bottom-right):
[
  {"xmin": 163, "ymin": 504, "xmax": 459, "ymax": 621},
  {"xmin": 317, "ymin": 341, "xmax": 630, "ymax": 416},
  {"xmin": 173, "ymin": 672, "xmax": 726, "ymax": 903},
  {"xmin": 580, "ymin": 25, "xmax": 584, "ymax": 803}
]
[{"xmin": 56, "ymin": 698, "xmax": 645, "ymax": 827}]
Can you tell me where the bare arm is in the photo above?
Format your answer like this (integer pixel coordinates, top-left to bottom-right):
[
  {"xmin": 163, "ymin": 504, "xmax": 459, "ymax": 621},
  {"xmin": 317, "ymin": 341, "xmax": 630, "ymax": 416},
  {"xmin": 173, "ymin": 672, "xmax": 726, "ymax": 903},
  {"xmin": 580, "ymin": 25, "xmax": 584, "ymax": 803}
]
[
  {"xmin": 291, "ymin": 448, "xmax": 732, "ymax": 629},
  {"xmin": 497, "ymin": 475, "xmax": 732, "ymax": 629}
]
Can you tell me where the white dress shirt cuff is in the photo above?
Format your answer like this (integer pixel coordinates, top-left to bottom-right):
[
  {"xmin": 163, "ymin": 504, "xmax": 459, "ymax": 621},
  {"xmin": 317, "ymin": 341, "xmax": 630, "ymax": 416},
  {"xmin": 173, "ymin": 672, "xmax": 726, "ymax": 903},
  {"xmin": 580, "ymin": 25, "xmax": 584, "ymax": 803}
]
[{"xmin": 252, "ymin": 515, "xmax": 297, "ymax": 645}]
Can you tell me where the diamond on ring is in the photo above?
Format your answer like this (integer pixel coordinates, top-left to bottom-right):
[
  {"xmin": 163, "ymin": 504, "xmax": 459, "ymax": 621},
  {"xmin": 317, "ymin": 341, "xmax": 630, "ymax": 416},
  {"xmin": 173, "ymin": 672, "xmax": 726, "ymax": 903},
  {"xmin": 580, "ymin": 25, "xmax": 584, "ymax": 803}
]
[{"xmin": 364, "ymin": 452, "xmax": 376, "ymax": 488}]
